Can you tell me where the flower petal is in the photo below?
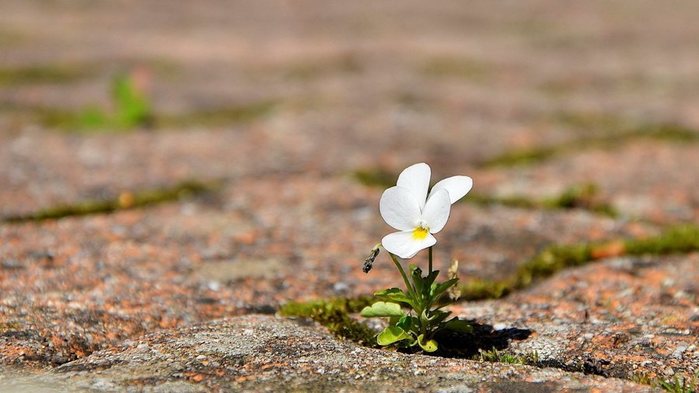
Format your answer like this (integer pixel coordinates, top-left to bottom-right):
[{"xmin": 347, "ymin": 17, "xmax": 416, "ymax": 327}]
[
  {"xmin": 397, "ymin": 163, "xmax": 431, "ymax": 209},
  {"xmin": 379, "ymin": 186, "xmax": 421, "ymax": 231},
  {"xmin": 429, "ymin": 175, "xmax": 473, "ymax": 204},
  {"xmin": 422, "ymin": 188, "xmax": 451, "ymax": 233},
  {"xmin": 382, "ymin": 231, "xmax": 437, "ymax": 259}
]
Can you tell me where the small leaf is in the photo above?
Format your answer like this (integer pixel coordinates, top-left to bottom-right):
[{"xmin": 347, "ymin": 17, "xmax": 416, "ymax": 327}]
[
  {"xmin": 396, "ymin": 315, "xmax": 417, "ymax": 332},
  {"xmin": 374, "ymin": 288, "xmax": 413, "ymax": 305},
  {"xmin": 360, "ymin": 301, "xmax": 405, "ymax": 318},
  {"xmin": 431, "ymin": 278, "xmax": 459, "ymax": 299},
  {"xmin": 444, "ymin": 318, "xmax": 473, "ymax": 333},
  {"xmin": 427, "ymin": 309, "xmax": 451, "ymax": 324},
  {"xmin": 417, "ymin": 334, "xmax": 438, "ymax": 352},
  {"xmin": 377, "ymin": 326, "xmax": 410, "ymax": 346},
  {"xmin": 410, "ymin": 265, "xmax": 424, "ymax": 296},
  {"xmin": 424, "ymin": 270, "xmax": 440, "ymax": 288}
]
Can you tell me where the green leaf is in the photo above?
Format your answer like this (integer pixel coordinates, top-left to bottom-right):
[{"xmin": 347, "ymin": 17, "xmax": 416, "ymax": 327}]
[
  {"xmin": 377, "ymin": 326, "xmax": 410, "ymax": 346},
  {"xmin": 374, "ymin": 288, "xmax": 413, "ymax": 305},
  {"xmin": 410, "ymin": 265, "xmax": 424, "ymax": 296},
  {"xmin": 417, "ymin": 334, "xmax": 438, "ymax": 352},
  {"xmin": 431, "ymin": 278, "xmax": 459, "ymax": 299},
  {"xmin": 444, "ymin": 318, "xmax": 473, "ymax": 333},
  {"xmin": 111, "ymin": 74, "xmax": 152, "ymax": 128},
  {"xmin": 427, "ymin": 309, "xmax": 451, "ymax": 324},
  {"xmin": 396, "ymin": 315, "xmax": 417, "ymax": 332},
  {"xmin": 424, "ymin": 270, "xmax": 440, "ymax": 288},
  {"xmin": 360, "ymin": 301, "xmax": 405, "ymax": 318}
]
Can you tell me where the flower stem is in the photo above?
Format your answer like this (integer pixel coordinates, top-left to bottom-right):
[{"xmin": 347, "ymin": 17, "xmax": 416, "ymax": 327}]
[
  {"xmin": 428, "ymin": 246, "xmax": 433, "ymax": 275},
  {"xmin": 388, "ymin": 252, "xmax": 416, "ymax": 298}
]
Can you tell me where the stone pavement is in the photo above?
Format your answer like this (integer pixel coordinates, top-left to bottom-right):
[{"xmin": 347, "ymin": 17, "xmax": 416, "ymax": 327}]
[{"xmin": 1, "ymin": 0, "xmax": 698, "ymax": 391}]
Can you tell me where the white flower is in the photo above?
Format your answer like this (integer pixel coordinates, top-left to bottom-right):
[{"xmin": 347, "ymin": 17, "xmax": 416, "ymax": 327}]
[{"xmin": 379, "ymin": 163, "xmax": 472, "ymax": 259}]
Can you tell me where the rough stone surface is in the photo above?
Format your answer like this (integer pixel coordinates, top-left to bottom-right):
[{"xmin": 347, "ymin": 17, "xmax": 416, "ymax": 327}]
[
  {"xmin": 1, "ymin": 316, "xmax": 657, "ymax": 392},
  {"xmin": 450, "ymin": 254, "xmax": 699, "ymax": 381}
]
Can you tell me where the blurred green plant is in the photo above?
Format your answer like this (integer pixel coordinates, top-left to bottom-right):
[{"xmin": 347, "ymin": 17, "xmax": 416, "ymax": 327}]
[
  {"xmin": 35, "ymin": 72, "xmax": 153, "ymax": 132},
  {"xmin": 77, "ymin": 72, "xmax": 153, "ymax": 131}
]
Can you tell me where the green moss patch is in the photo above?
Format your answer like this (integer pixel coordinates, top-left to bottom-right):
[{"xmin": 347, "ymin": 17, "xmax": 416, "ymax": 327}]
[
  {"xmin": 477, "ymin": 348, "xmax": 539, "ymax": 366},
  {"xmin": 460, "ymin": 225, "xmax": 699, "ymax": 300},
  {"xmin": 157, "ymin": 100, "xmax": 278, "ymax": 128},
  {"xmin": 2, "ymin": 180, "xmax": 220, "ymax": 223},
  {"xmin": 278, "ymin": 297, "xmax": 377, "ymax": 346},
  {"xmin": 282, "ymin": 54, "xmax": 362, "ymax": 80},
  {"xmin": 421, "ymin": 57, "xmax": 491, "ymax": 81},
  {"xmin": 469, "ymin": 183, "xmax": 617, "ymax": 217},
  {"xmin": 632, "ymin": 372, "xmax": 698, "ymax": 393},
  {"xmin": 482, "ymin": 119, "xmax": 699, "ymax": 168},
  {"xmin": 352, "ymin": 168, "xmax": 396, "ymax": 189},
  {"xmin": 0, "ymin": 63, "xmax": 98, "ymax": 86}
]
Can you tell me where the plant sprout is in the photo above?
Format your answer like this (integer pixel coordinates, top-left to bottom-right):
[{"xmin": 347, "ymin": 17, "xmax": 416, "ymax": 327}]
[{"xmin": 362, "ymin": 163, "xmax": 473, "ymax": 353}]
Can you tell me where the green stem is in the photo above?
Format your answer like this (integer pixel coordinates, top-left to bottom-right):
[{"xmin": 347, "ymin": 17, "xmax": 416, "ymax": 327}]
[
  {"xmin": 428, "ymin": 246, "xmax": 433, "ymax": 275},
  {"xmin": 388, "ymin": 252, "xmax": 417, "ymax": 299}
]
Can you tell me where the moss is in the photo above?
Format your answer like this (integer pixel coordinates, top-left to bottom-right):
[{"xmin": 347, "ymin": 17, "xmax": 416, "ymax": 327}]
[
  {"xmin": 481, "ymin": 118, "xmax": 699, "ymax": 168},
  {"xmin": 283, "ymin": 54, "xmax": 362, "ymax": 80},
  {"xmin": 480, "ymin": 147, "xmax": 560, "ymax": 168},
  {"xmin": 624, "ymin": 225, "xmax": 699, "ymax": 255},
  {"xmin": 0, "ymin": 63, "xmax": 97, "ymax": 86},
  {"xmin": 514, "ymin": 243, "xmax": 593, "ymax": 288},
  {"xmin": 656, "ymin": 376, "xmax": 698, "ymax": 393},
  {"xmin": 477, "ymin": 348, "xmax": 539, "ymax": 365},
  {"xmin": 27, "ymin": 99, "xmax": 276, "ymax": 132},
  {"xmin": 157, "ymin": 100, "xmax": 278, "ymax": 128},
  {"xmin": 0, "ymin": 321, "xmax": 21, "ymax": 333},
  {"xmin": 458, "ymin": 278, "xmax": 513, "ymax": 301},
  {"xmin": 553, "ymin": 111, "xmax": 629, "ymax": 132},
  {"xmin": 2, "ymin": 180, "xmax": 220, "ymax": 223},
  {"xmin": 470, "ymin": 183, "xmax": 617, "ymax": 217},
  {"xmin": 352, "ymin": 168, "xmax": 396, "ymax": 188},
  {"xmin": 421, "ymin": 57, "xmax": 490, "ymax": 80},
  {"xmin": 632, "ymin": 372, "xmax": 698, "ymax": 393},
  {"xmin": 460, "ymin": 225, "xmax": 699, "ymax": 300},
  {"xmin": 278, "ymin": 297, "xmax": 377, "ymax": 346},
  {"xmin": 0, "ymin": 29, "xmax": 26, "ymax": 46}
]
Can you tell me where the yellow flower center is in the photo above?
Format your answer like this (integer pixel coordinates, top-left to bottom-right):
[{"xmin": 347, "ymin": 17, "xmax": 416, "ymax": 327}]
[{"xmin": 412, "ymin": 226, "xmax": 429, "ymax": 240}]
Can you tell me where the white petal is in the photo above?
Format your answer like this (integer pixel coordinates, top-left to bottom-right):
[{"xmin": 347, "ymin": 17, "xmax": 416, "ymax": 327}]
[
  {"xmin": 379, "ymin": 186, "xmax": 421, "ymax": 231},
  {"xmin": 382, "ymin": 231, "xmax": 437, "ymax": 259},
  {"xmin": 422, "ymin": 189, "xmax": 451, "ymax": 233},
  {"xmin": 429, "ymin": 176, "xmax": 473, "ymax": 204},
  {"xmin": 397, "ymin": 163, "xmax": 431, "ymax": 209}
]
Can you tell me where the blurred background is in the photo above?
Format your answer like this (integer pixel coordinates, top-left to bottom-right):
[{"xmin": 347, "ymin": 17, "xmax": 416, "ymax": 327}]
[
  {"xmin": 3, "ymin": 0, "xmax": 699, "ymax": 287},
  {"xmin": 3, "ymin": 1, "xmax": 699, "ymax": 183}
]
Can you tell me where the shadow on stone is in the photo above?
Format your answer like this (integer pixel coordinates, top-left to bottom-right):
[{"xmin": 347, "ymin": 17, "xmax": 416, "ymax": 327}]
[{"xmin": 433, "ymin": 320, "xmax": 532, "ymax": 358}]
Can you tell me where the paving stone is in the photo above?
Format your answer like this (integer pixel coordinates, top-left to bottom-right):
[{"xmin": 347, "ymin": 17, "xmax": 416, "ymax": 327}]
[
  {"xmin": 0, "ymin": 315, "xmax": 658, "ymax": 392},
  {"xmin": 477, "ymin": 141, "xmax": 699, "ymax": 224},
  {"xmin": 450, "ymin": 254, "xmax": 699, "ymax": 381}
]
